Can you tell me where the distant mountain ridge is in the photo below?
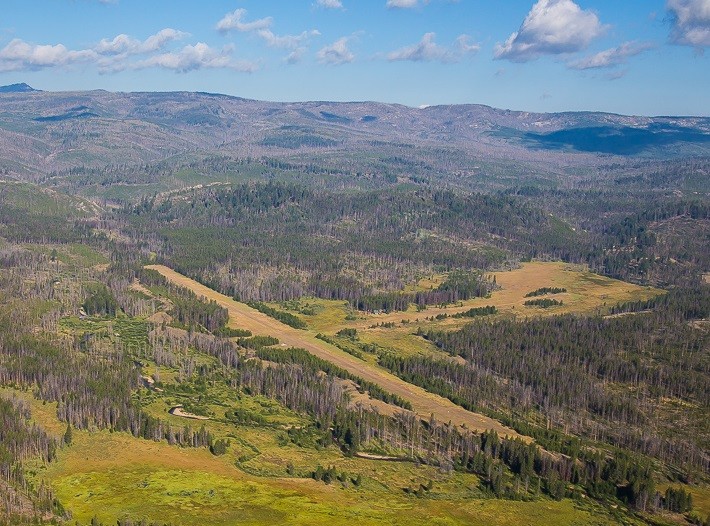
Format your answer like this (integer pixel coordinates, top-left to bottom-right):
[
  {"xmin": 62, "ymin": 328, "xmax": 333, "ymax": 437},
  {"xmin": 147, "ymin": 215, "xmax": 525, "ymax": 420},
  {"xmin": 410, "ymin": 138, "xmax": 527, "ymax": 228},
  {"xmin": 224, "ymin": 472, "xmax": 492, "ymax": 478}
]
[
  {"xmin": 0, "ymin": 86, "xmax": 708, "ymax": 183},
  {"xmin": 0, "ymin": 83, "xmax": 38, "ymax": 93}
]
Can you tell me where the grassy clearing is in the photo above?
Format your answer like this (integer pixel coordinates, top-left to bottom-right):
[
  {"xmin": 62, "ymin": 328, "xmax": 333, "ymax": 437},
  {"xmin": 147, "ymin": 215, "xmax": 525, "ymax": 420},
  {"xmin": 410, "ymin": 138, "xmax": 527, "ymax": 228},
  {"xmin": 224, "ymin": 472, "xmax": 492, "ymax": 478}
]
[
  {"xmin": 402, "ymin": 273, "xmax": 447, "ymax": 293},
  {"xmin": 688, "ymin": 485, "xmax": 710, "ymax": 520},
  {"xmin": 0, "ymin": 387, "xmax": 65, "ymax": 438},
  {"xmin": 67, "ymin": 243, "xmax": 109, "ymax": 267},
  {"xmin": 282, "ymin": 262, "xmax": 663, "ymax": 371},
  {"xmin": 44, "ymin": 430, "xmax": 629, "ymax": 526},
  {"xmin": 292, "ymin": 262, "xmax": 660, "ymax": 338},
  {"xmin": 351, "ymin": 262, "xmax": 660, "ymax": 330},
  {"xmin": 358, "ymin": 329, "xmax": 446, "ymax": 359},
  {"xmin": 38, "ymin": 243, "xmax": 104, "ymax": 266},
  {"xmin": 59, "ymin": 316, "xmax": 149, "ymax": 355}
]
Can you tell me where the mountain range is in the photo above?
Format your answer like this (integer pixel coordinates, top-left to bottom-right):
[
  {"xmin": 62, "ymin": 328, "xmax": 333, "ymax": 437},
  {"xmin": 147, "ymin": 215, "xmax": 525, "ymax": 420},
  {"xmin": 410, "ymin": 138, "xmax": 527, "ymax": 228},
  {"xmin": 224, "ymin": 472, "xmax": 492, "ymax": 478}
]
[{"xmin": 0, "ymin": 84, "xmax": 708, "ymax": 193}]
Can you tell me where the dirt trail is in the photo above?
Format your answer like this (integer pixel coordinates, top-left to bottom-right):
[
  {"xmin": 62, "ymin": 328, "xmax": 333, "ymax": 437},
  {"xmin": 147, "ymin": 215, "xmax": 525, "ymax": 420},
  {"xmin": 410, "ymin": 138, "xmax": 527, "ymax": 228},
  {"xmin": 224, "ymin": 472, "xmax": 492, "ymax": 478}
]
[
  {"xmin": 169, "ymin": 405, "xmax": 210, "ymax": 420},
  {"xmin": 145, "ymin": 264, "xmax": 523, "ymax": 440}
]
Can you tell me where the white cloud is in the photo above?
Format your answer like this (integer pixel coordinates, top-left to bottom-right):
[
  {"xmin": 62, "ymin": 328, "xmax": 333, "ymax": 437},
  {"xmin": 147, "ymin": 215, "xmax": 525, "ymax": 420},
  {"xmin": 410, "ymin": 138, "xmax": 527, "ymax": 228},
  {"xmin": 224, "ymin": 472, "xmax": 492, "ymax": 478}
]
[
  {"xmin": 135, "ymin": 42, "xmax": 258, "ymax": 73},
  {"xmin": 216, "ymin": 8, "xmax": 319, "ymax": 55},
  {"xmin": 0, "ymin": 38, "xmax": 97, "ymax": 71},
  {"xmin": 387, "ymin": 32, "xmax": 479, "ymax": 62},
  {"xmin": 494, "ymin": 0, "xmax": 606, "ymax": 62},
  {"xmin": 569, "ymin": 41, "xmax": 653, "ymax": 69},
  {"xmin": 256, "ymin": 29, "xmax": 320, "ymax": 50},
  {"xmin": 95, "ymin": 28, "xmax": 188, "ymax": 55},
  {"xmin": 455, "ymin": 35, "xmax": 481, "ymax": 54},
  {"xmin": 316, "ymin": 0, "xmax": 344, "ymax": 8},
  {"xmin": 216, "ymin": 8, "xmax": 272, "ymax": 33},
  {"xmin": 0, "ymin": 34, "xmax": 257, "ymax": 74},
  {"xmin": 317, "ymin": 37, "xmax": 354, "ymax": 64},
  {"xmin": 667, "ymin": 0, "xmax": 710, "ymax": 48},
  {"xmin": 285, "ymin": 47, "xmax": 307, "ymax": 64}
]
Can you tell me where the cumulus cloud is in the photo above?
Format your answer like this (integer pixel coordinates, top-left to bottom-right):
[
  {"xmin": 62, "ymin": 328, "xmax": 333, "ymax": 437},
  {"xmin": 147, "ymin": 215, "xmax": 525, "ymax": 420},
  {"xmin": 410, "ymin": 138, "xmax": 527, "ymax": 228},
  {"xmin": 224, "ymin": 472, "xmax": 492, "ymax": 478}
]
[
  {"xmin": 494, "ymin": 0, "xmax": 606, "ymax": 62},
  {"xmin": 387, "ymin": 32, "xmax": 479, "ymax": 62},
  {"xmin": 216, "ymin": 8, "xmax": 273, "ymax": 33},
  {"xmin": 316, "ymin": 0, "xmax": 344, "ymax": 8},
  {"xmin": 95, "ymin": 28, "xmax": 188, "ymax": 55},
  {"xmin": 216, "ymin": 8, "xmax": 319, "ymax": 54},
  {"xmin": 135, "ymin": 43, "xmax": 258, "ymax": 73},
  {"xmin": 569, "ymin": 41, "xmax": 653, "ymax": 69},
  {"xmin": 455, "ymin": 35, "xmax": 481, "ymax": 54},
  {"xmin": 0, "ymin": 39, "xmax": 97, "ymax": 71},
  {"xmin": 0, "ymin": 33, "xmax": 256, "ymax": 74},
  {"xmin": 256, "ymin": 29, "xmax": 320, "ymax": 50},
  {"xmin": 285, "ymin": 47, "xmax": 307, "ymax": 64},
  {"xmin": 667, "ymin": 0, "xmax": 710, "ymax": 48},
  {"xmin": 317, "ymin": 37, "xmax": 354, "ymax": 64}
]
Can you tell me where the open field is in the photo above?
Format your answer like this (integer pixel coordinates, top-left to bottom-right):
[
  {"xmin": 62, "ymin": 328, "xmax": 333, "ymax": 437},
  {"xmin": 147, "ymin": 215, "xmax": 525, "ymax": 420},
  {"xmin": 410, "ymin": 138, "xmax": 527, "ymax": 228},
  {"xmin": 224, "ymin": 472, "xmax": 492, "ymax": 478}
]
[
  {"xmin": 3, "ymin": 368, "xmax": 635, "ymax": 526},
  {"xmin": 271, "ymin": 262, "xmax": 663, "ymax": 363},
  {"xmin": 145, "ymin": 264, "xmax": 522, "ymax": 438},
  {"xmin": 19, "ymin": 374, "xmax": 631, "ymax": 526},
  {"xmin": 43, "ymin": 430, "xmax": 631, "ymax": 526},
  {"xmin": 1, "ymin": 381, "xmax": 683, "ymax": 526},
  {"xmin": 332, "ymin": 262, "xmax": 662, "ymax": 332}
]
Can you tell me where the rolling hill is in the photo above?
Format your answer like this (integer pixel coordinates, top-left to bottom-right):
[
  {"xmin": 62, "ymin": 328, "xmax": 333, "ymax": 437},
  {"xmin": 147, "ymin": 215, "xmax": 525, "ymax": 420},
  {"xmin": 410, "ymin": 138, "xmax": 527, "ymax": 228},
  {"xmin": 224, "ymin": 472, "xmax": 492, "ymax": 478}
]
[{"xmin": 0, "ymin": 85, "xmax": 708, "ymax": 192}]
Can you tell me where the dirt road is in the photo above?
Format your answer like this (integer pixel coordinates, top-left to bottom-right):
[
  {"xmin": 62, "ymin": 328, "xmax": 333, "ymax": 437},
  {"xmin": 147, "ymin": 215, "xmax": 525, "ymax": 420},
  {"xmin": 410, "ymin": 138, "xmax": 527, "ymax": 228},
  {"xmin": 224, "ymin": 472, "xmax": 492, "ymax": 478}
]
[{"xmin": 145, "ymin": 264, "xmax": 523, "ymax": 439}]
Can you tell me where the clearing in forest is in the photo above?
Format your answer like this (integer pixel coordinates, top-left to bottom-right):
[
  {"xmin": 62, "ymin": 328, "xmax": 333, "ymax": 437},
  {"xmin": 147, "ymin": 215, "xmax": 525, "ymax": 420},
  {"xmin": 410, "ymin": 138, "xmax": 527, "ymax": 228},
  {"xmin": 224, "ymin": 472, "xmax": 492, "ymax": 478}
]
[
  {"xmin": 144, "ymin": 264, "xmax": 522, "ymax": 439},
  {"xmin": 342, "ymin": 261, "xmax": 662, "ymax": 331}
]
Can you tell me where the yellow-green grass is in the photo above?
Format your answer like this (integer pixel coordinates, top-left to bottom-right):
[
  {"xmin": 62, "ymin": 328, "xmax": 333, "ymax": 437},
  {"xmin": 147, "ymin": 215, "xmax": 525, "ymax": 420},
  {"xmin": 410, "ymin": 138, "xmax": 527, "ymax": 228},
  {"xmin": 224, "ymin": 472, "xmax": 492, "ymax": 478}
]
[
  {"xmin": 2, "ymin": 386, "xmax": 639, "ymax": 525},
  {"xmin": 688, "ymin": 484, "xmax": 710, "ymax": 520},
  {"xmin": 402, "ymin": 273, "xmax": 447, "ymax": 293},
  {"xmin": 50, "ymin": 244, "xmax": 108, "ymax": 268},
  {"xmin": 275, "ymin": 297, "xmax": 356, "ymax": 333},
  {"xmin": 0, "ymin": 387, "xmax": 65, "ymax": 439},
  {"xmin": 358, "ymin": 328, "xmax": 449, "ymax": 359},
  {"xmin": 44, "ymin": 430, "xmax": 629, "ymax": 526}
]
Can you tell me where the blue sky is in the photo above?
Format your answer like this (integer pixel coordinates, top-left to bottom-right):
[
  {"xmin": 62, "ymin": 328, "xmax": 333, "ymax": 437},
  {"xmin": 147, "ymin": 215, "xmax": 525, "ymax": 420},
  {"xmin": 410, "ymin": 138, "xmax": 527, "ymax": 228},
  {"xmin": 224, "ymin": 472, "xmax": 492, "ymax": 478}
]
[{"xmin": 1, "ymin": 0, "xmax": 708, "ymax": 116}]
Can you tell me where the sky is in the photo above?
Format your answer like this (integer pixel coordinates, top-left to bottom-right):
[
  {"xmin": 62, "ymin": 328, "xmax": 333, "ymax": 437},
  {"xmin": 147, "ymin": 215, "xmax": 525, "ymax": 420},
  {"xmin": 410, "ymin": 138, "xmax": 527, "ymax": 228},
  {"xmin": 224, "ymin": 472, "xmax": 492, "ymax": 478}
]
[{"xmin": 0, "ymin": 0, "xmax": 709, "ymax": 116}]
